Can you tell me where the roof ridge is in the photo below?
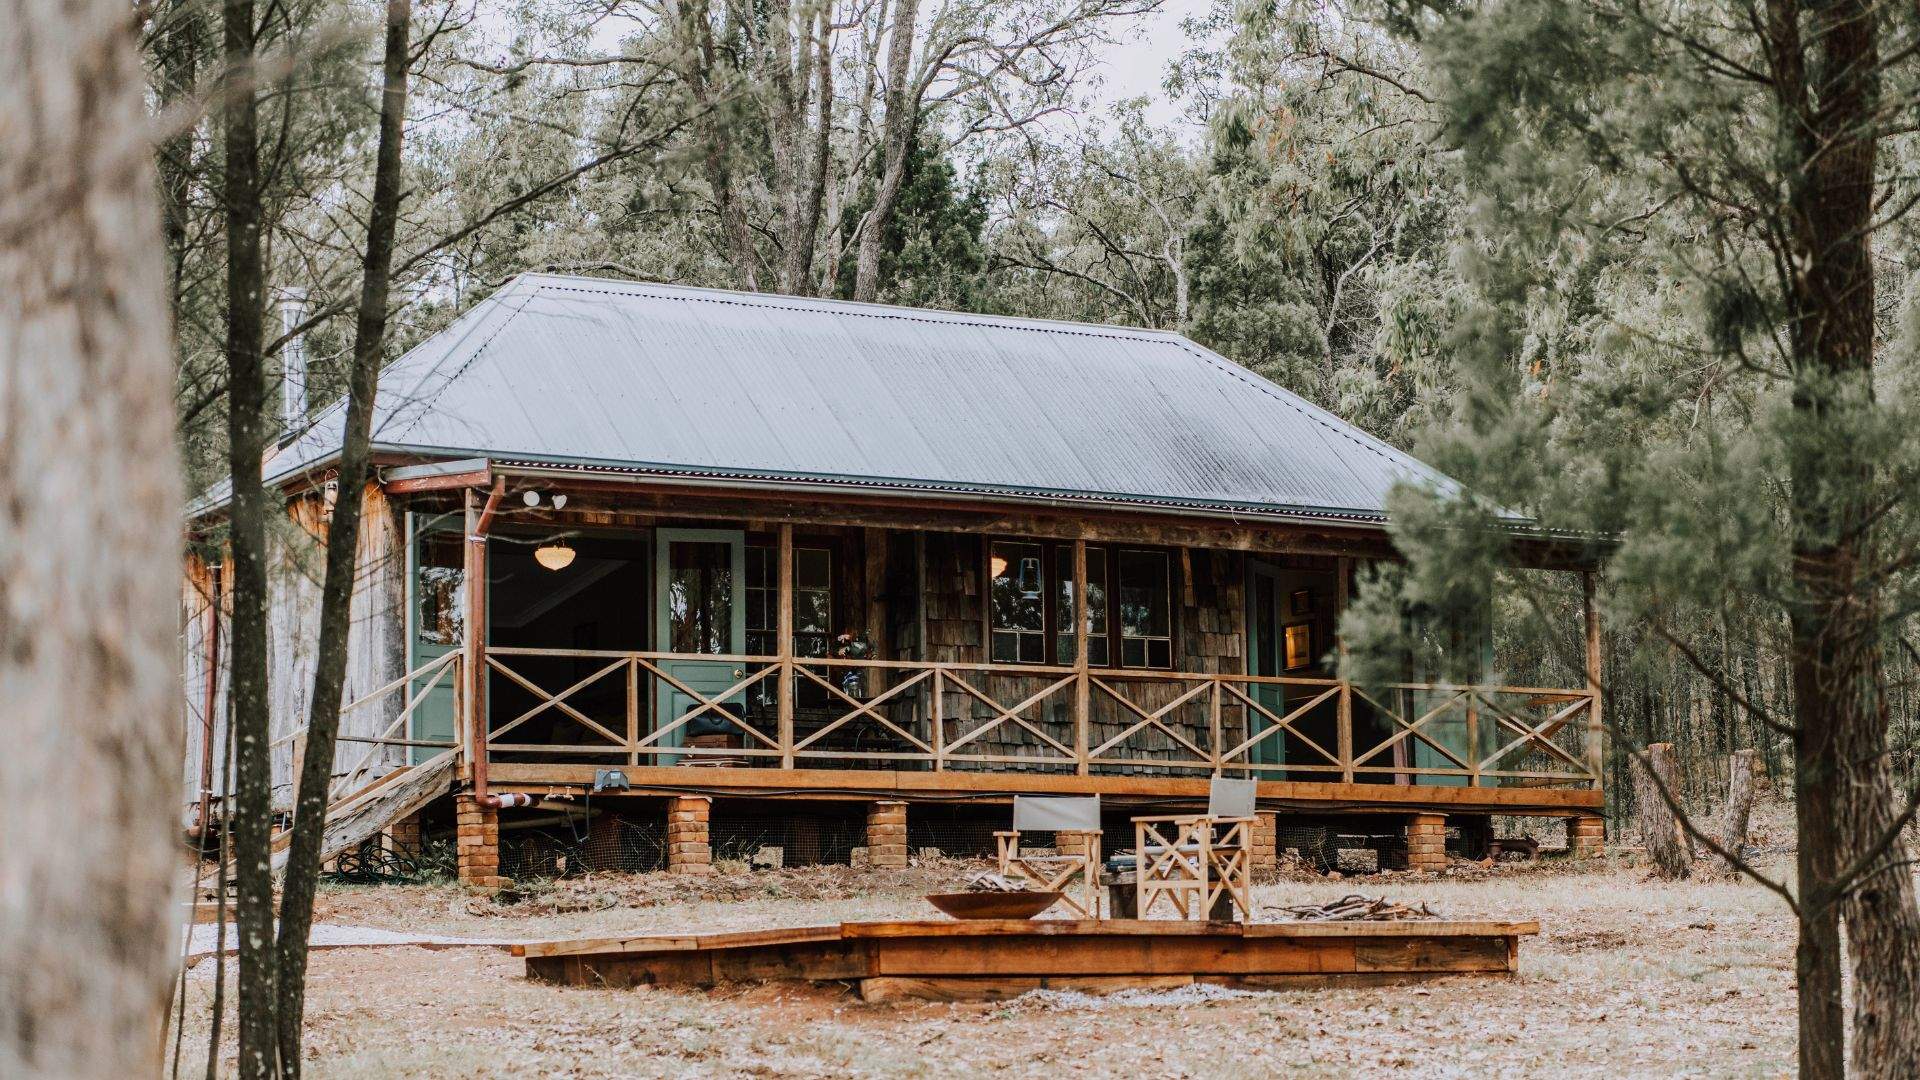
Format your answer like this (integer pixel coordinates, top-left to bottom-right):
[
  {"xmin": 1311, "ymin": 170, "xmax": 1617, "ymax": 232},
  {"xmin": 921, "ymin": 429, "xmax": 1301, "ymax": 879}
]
[{"xmin": 518, "ymin": 273, "xmax": 1190, "ymax": 347}]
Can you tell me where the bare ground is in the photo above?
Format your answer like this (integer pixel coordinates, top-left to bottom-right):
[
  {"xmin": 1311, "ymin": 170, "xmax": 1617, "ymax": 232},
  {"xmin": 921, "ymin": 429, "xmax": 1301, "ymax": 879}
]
[{"xmin": 172, "ymin": 854, "xmax": 1800, "ymax": 1079}]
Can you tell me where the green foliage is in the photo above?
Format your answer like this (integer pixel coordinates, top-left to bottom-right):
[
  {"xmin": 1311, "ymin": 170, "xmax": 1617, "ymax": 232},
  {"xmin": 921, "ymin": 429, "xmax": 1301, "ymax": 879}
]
[{"xmin": 837, "ymin": 135, "xmax": 989, "ymax": 309}]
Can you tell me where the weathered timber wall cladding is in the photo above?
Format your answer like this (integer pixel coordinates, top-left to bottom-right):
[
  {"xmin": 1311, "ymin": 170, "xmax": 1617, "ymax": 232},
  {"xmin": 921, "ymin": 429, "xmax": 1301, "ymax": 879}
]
[{"xmin": 185, "ymin": 483, "xmax": 407, "ymax": 808}]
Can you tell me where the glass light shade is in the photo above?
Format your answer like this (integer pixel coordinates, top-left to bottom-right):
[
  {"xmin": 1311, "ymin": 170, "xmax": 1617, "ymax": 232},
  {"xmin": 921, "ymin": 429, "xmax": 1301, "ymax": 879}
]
[{"xmin": 534, "ymin": 542, "xmax": 575, "ymax": 571}]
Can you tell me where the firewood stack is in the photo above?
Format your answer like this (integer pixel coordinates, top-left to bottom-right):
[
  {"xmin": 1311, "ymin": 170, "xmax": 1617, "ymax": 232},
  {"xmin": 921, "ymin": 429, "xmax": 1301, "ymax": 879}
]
[{"xmin": 1272, "ymin": 894, "xmax": 1439, "ymax": 921}]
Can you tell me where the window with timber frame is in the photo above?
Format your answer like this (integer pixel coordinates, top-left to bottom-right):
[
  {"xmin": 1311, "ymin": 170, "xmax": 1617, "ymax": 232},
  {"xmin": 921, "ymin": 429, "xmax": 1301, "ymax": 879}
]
[
  {"xmin": 746, "ymin": 541, "xmax": 833, "ymax": 708},
  {"xmin": 987, "ymin": 538, "xmax": 1172, "ymax": 670}
]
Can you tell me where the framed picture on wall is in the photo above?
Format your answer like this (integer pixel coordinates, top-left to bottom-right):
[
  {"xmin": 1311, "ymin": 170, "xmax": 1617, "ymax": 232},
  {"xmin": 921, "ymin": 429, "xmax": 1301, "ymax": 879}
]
[
  {"xmin": 1283, "ymin": 622, "xmax": 1314, "ymax": 670},
  {"xmin": 1289, "ymin": 589, "xmax": 1313, "ymax": 616}
]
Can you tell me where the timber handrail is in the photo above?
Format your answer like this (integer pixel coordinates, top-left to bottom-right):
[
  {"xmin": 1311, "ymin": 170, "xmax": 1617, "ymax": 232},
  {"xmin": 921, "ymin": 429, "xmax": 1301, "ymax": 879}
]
[
  {"xmin": 474, "ymin": 646, "xmax": 1601, "ymax": 789},
  {"xmin": 265, "ymin": 651, "xmax": 462, "ymax": 803}
]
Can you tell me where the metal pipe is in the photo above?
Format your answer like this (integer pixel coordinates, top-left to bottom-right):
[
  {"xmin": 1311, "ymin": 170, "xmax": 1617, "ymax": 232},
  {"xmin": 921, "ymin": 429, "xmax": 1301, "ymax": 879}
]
[{"xmin": 193, "ymin": 561, "xmax": 222, "ymax": 837}]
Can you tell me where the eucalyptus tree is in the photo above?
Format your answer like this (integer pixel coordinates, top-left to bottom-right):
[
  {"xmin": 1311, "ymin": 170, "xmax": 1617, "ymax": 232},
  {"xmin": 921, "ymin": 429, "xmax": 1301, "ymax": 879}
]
[
  {"xmin": 1344, "ymin": 0, "xmax": 1920, "ymax": 1074},
  {"xmin": 983, "ymin": 100, "xmax": 1207, "ymax": 330},
  {"xmin": 0, "ymin": 1, "xmax": 183, "ymax": 1075}
]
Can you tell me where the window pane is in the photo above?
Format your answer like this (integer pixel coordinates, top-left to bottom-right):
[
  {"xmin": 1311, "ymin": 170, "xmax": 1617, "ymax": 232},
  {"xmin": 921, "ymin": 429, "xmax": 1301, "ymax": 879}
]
[
  {"xmin": 1054, "ymin": 547, "xmax": 1108, "ymax": 632},
  {"xmin": 797, "ymin": 590, "xmax": 831, "ymax": 635},
  {"xmin": 989, "ymin": 542, "xmax": 1044, "ymax": 635},
  {"xmin": 416, "ymin": 532, "xmax": 464, "ymax": 647},
  {"xmin": 1091, "ymin": 637, "xmax": 1110, "ymax": 666},
  {"xmin": 797, "ymin": 548, "xmax": 830, "ymax": 589},
  {"xmin": 1117, "ymin": 550, "xmax": 1170, "ymax": 638},
  {"xmin": 992, "ymin": 630, "xmax": 1021, "ymax": 663},
  {"xmin": 1019, "ymin": 633, "xmax": 1043, "ymax": 663},
  {"xmin": 1123, "ymin": 638, "xmax": 1146, "ymax": 668}
]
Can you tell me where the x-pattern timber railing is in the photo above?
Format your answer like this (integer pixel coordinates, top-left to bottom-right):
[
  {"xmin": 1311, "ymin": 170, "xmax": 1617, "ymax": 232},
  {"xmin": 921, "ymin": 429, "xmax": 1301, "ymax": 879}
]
[{"xmin": 475, "ymin": 647, "xmax": 1602, "ymax": 789}]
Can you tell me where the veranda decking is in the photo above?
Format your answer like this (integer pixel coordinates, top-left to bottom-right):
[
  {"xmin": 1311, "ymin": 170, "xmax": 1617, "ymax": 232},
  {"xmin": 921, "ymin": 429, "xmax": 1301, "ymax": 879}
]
[{"xmin": 514, "ymin": 917, "xmax": 1541, "ymax": 1002}]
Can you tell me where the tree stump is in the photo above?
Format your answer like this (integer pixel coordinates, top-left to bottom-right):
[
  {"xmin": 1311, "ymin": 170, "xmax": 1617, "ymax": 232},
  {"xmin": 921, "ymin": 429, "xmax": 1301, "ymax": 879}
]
[
  {"xmin": 1633, "ymin": 742, "xmax": 1693, "ymax": 879},
  {"xmin": 1716, "ymin": 748, "xmax": 1760, "ymax": 871}
]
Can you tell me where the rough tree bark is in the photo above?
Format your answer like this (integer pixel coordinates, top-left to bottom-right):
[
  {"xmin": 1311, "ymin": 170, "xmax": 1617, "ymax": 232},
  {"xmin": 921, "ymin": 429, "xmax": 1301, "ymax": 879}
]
[
  {"xmin": 220, "ymin": 0, "xmax": 281, "ymax": 1073},
  {"xmin": 1632, "ymin": 742, "xmax": 1693, "ymax": 880},
  {"xmin": 271, "ymin": 3, "xmax": 412, "ymax": 1074},
  {"xmin": 1715, "ymin": 748, "xmax": 1758, "ymax": 873},
  {"xmin": 851, "ymin": 0, "xmax": 920, "ymax": 302},
  {"xmin": 1773, "ymin": 1, "xmax": 1920, "ymax": 1075},
  {"xmin": 0, "ymin": 1, "xmax": 184, "ymax": 1075}
]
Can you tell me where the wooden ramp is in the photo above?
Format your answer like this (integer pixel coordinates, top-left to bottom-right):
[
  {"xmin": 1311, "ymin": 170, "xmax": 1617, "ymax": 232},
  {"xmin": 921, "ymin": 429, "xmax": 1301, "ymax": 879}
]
[{"xmin": 516, "ymin": 918, "xmax": 1540, "ymax": 1002}]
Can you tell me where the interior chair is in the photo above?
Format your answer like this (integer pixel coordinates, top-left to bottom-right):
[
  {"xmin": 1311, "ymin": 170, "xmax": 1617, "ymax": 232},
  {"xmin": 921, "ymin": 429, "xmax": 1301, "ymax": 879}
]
[
  {"xmin": 1131, "ymin": 778, "xmax": 1257, "ymax": 920},
  {"xmin": 995, "ymin": 795, "xmax": 1103, "ymax": 918}
]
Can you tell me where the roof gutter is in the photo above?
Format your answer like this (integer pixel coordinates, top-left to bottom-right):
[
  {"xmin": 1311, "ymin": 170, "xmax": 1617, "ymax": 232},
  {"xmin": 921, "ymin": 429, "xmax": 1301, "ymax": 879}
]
[{"xmin": 486, "ymin": 460, "xmax": 1398, "ymax": 535}]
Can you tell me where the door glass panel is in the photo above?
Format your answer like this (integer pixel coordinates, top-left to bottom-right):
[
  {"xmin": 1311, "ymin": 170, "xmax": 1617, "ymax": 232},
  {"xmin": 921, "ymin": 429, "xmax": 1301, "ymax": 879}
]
[
  {"xmin": 415, "ymin": 531, "xmax": 465, "ymax": 647},
  {"xmin": 667, "ymin": 540, "xmax": 733, "ymax": 654}
]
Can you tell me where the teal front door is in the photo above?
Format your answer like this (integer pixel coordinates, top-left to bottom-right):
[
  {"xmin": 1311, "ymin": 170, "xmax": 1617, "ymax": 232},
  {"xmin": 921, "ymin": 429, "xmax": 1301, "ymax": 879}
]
[
  {"xmin": 408, "ymin": 515, "xmax": 466, "ymax": 763},
  {"xmin": 653, "ymin": 529, "xmax": 748, "ymax": 761},
  {"xmin": 1245, "ymin": 560, "xmax": 1289, "ymax": 769}
]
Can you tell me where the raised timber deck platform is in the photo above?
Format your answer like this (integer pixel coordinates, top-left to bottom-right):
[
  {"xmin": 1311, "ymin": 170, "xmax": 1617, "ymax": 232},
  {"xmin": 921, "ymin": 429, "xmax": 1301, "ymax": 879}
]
[{"xmin": 516, "ymin": 918, "xmax": 1541, "ymax": 1002}]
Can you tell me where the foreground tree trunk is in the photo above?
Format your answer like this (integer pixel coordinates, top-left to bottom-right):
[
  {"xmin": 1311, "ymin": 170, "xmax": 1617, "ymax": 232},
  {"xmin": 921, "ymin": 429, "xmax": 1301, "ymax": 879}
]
[
  {"xmin": 219, "ymin": 0, "xmax": 281, "ymax": 1073},
  {"xmin": 1777, "ymin": 2, "xmax": 1920, "ymax": 1074},
  {"xmin": 1633, "ymin": 743, "xmax": 1692, "ymax": 879},
  {"xmin": 0, "ymin": 2, "xmax": 185, "ymax": 1075},
  {"xmin": 273, "ymin": 4, "xmax": 412, "ymax": 1073}
]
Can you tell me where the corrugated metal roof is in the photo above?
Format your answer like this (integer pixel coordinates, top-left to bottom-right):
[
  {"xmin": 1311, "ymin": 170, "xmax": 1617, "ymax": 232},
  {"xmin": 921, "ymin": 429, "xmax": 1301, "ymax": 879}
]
[{"xmin": 254, "ymin": 274, "xmax": 1462, "ymax": 522}]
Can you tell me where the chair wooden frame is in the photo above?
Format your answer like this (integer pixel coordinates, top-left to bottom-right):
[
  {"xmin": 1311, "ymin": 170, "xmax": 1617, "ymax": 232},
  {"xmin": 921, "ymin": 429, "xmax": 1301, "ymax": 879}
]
[
  {"xmin": 994, "ymin": 796, "xmax": 1103, "ymax": 918},
  {"xmin": 1131, "ymin": 813, "xmax": 1254, "ymax": 921},
  {"xmin": 994, "ymin": 829, "xmax": 1102, "ymax": 918}
]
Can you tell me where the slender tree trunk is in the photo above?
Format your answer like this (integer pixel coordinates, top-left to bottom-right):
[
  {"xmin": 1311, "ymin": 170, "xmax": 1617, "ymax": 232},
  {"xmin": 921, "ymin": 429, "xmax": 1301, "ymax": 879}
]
[
  {"xmin": 270, "ymin": 4, "xmax": 412, "ymax": 1074},
  {"xmin": 779, "ymin": 4, "xmax": 834, "ymax": 295},
  {"xmin": 852, "ymin": 0, "xmax": 919, "ymax": 302},
  {"xmin": 0, "ymin": 2, "xmax": 184, "ymax": 1075},
  {"xmin": 220, "ymin": 0, "xmax": 280, "ymax": 1073},
  {"xmin": 1633, "ymin": 742, "xmax": 1692, "ymax": 879}
]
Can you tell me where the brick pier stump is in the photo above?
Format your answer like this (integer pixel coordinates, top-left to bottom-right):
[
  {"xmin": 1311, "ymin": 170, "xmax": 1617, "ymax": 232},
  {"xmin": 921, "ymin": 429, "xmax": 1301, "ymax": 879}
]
[
  {"xmin": 1250, "ymin": 811, "xmax": 1278, "ymax": 877},
  {"xmin": 455, "ymin": 794, "xmax": 504, "ymax": 888},
  {"xmin": 866, "ymin": 801, "xmax": 909, "ymax": 870},
  {"xmin": 1568, "ymin": 813, "xmax": 1606, "ymax": 859},
  {"xmin": 383, "ymin": 811, "xmax": 422, "ymax": 856},
  {"xmin": 1405, "ymin": 813, "xmax": 1448, "ymax": 874},
  {"xmin": 668, "ymin": 795, "xmax": 714, "ymax": 875}
]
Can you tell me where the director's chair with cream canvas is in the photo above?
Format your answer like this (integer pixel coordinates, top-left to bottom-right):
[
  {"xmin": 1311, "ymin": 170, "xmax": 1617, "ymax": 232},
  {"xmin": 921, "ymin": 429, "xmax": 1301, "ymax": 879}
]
[
  {"xmin": 995, "ymin": 795, "xmax": 1103, "ymax": 918},
  {"xmin": 1133, "ymin": 778, "xmax": 1257, "ymax": 920}
]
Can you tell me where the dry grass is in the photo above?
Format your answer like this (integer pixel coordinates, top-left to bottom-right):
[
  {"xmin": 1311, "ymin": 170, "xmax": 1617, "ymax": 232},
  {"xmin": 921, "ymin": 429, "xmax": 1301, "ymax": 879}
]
[{"xmin": 173, "ymin": 853, "xmax": 1800, "ymax": 1078}]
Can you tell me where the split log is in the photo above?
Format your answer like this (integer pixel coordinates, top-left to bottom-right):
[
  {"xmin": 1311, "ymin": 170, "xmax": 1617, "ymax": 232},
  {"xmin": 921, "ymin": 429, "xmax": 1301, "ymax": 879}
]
[
  {"xmin": 269, "ymin": 750, "xmax": 457, "ymax": 877},
  {"xmin": 1716, "ymin": 749, "xmax": 1759, "ymax": 871},
  {"xmin": 1633, "ymin": 742, "xmax": 1693, "ymax": 879}
]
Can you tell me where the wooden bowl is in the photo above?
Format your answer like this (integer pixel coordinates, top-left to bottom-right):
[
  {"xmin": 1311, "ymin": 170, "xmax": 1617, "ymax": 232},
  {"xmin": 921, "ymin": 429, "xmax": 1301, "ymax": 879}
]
[{"xmin": 924, "ymin": 891, "xmax": 1064, "ymax": 920}]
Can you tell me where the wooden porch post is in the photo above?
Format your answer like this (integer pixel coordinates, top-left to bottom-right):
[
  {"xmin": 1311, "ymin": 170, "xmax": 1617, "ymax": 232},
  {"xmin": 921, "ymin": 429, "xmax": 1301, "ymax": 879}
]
[
  {"xmin": 1073, "ymin": 539, "xmax": 1090, "ymax": 776},
  {"xmin": 1336, "ymin": 556, "xmax": 1355, "ymax": 784},
  {"xmin": 1582, "ymin": 571, "xmax": 1605, "ymax": 790},
  {"xmin": 463, "ymin": 480, "xmax": 502, "ymax": 774},
  {"xmin": 777, "ymin": 522, "xmax": 795, "ymax": 769}
]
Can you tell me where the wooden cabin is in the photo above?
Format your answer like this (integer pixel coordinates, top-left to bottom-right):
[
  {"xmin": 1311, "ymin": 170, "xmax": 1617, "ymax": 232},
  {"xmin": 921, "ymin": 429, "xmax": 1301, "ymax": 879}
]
[{"xmin": 182, "ymin": 275, "xmax": 1606, "ymax": 885}]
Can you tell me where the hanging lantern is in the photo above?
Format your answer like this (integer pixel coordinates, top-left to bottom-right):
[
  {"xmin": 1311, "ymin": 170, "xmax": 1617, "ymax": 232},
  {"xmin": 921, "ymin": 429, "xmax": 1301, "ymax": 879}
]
[{"xmin": 534, "ymin": 539, "xmax": 575, "ymax": 571}]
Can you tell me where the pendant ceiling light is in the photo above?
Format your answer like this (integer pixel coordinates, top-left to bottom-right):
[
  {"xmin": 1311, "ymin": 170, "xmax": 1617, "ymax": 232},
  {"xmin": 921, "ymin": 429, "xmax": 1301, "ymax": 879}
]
[{"xmin": 534, "ymin": 539, "xmax": 576, "ymax": 571}]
